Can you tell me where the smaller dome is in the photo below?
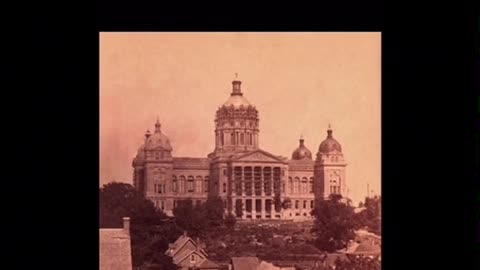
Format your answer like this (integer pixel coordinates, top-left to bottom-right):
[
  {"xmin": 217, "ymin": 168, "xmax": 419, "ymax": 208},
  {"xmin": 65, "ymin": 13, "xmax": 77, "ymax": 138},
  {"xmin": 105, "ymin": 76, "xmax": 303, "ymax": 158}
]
[
  {"xmin": 144, "ymin": 119, "xmax": 173, "ymax": 151},
  {"xmin": 292, "ymin": 136, "xmax": 312, "ymax": 160},
  {"xmin": 132, "ymin": 144, "xmax": 146, "ymax": 166},
  {"xmin": 318, "ymin": 127, "xmax": 342, "ymax": 153},
  {"xmin": 145, "ymin": 132, "xmax": 172, "ymax": 151}
]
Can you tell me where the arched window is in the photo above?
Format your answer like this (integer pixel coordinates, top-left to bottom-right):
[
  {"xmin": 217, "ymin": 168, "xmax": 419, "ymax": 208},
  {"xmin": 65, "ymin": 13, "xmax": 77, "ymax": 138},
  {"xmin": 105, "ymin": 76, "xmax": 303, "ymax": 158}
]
[
  {"xmin": 196, "ymin": 176, "xmax": 203, "ymax": 193},
  {"xmin": 294, "ymin": 177, "xmax": 300, "ymax": 194},
  {"xmin": 303, "ymin": 200, "xmax": 307, "ymax": 209},
  {"xmin": 179, "ymin": 176, "xmax": 186, "ymax": 193},
  {"xmin": 187, "ymin": 176, "xmax": 194, "ymax": 192},
  {"xmin": 204, "ymin": 176, "xmax": 209, "ymax": 193},
  {"xmin": 310, "ymin": 200, "xmax": 314, "ymax": 209},
  {"xmin": 172, "ymin": 176, "xmax": 177, "ymax": 192},
  {"xmin": 295, "ymin": 200, "xmax": 299, "ymax": 209},
  {"xmin": 301, "ymin": 177, "xmax": 308, "ymax": 194},
  {"xmin": 289, "ymin": 177, "xmax": 293, "ymax": 194}
]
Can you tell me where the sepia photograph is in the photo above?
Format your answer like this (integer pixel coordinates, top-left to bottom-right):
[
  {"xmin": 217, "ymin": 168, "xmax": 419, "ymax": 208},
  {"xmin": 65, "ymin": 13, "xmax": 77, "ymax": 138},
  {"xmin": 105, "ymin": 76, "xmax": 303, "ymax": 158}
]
[{"xmin": 99, "ymin": 32, "xmax": 381, "ymax": 270}]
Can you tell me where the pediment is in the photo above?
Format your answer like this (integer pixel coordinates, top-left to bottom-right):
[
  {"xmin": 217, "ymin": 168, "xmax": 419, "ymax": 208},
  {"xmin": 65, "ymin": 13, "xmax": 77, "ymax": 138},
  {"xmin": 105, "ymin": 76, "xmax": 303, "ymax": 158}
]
[{"xmin": 231, "ymin": 149, "xmax": 286, "ymax": 163}]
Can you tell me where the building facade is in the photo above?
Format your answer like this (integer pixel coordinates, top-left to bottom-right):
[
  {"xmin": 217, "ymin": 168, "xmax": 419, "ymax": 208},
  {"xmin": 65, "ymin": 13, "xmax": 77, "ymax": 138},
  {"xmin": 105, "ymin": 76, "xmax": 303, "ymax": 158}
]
[{"xmin": 132, "ymin": 78, "xmax": 347, "ymax": 220}]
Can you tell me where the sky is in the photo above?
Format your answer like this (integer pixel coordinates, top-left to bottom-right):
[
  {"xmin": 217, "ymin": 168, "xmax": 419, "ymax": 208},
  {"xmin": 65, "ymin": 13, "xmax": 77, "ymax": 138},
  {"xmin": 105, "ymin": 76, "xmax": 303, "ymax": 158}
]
[{"xmin": 100, "ymin": 32, "xmax": 381, "ymax": 206}]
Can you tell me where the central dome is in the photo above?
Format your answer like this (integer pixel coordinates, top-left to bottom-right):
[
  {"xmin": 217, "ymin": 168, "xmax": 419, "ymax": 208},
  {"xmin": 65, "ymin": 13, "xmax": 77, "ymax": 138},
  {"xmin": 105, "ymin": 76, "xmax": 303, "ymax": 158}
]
[
  {"xmin": 292, "ymin": 136, "xmax": 312, "ymax": 160},
  {"xmin": 223, "ymin": 95, "xmax": 252, "ymax": 107}
]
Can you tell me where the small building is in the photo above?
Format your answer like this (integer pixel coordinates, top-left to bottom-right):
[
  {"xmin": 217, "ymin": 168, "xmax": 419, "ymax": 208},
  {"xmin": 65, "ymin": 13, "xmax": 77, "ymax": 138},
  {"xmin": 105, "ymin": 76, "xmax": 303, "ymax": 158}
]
[
  {"xmin": 165, "ymin": 232, "xmax": 220, "ymax": 270},
  {"xmin": 100, "ymin": 217, "xmax": 133, "ymax": 270},
  {"xmin": 230, "ymin": 257, "xmax": 293, "ymax": 270},
  {"xmin": 338, "ymin": 241, "xmax": 381, "ymax": 259}
]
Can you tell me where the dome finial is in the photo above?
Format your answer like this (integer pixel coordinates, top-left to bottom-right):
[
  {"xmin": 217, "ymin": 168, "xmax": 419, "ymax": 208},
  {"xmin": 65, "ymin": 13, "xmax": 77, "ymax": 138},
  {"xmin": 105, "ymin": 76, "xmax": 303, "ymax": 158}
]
[
  {"xmin": 145, "ymin": 129, "xmax": 151, "ymax": 139},
  {"xmin": 154, "ymin": 117, "xmax": 161, "ymax": 133},
  {"xmin": 235, "ymin": 72, "xmax": 238, "ymax": 80},
  {"xmin": 327, "ymin": 124, "xmax": 333, "ymax": 138},
  {"xmin": 299, "ymin": 134, "xmax": 304, "ymax": 145}
]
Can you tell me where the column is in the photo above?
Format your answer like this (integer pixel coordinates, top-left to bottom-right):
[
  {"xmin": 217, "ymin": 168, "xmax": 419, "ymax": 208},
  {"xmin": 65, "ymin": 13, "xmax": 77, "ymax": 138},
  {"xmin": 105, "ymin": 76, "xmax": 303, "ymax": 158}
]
[
  {"xmin": 261, "ymin": 167, "xmax": 265, "ymax": 196},
  {"xmin": 241, "ymin": 166, "xmax": 245, "ymax": 196},
  {"xmin": 251, "ymin": 198, "xmax": 256, "ymax": 219},
  {"xmin": 261, "ymin": 199, "xmax": 266, "ymax": 219},
  {"xmin": 242, "ymin": 198, "xmax": 246, "ymax": 219}
]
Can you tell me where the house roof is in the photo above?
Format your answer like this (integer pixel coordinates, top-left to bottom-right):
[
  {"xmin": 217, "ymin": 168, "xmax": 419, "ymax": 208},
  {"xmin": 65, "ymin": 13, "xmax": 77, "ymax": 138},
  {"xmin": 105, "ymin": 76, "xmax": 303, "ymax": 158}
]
[
  {"xmin": 339, "ymin": 242, "xmax": 381, "ymax": 255},
  {"xmin": 174, "ymin": 249, "xmax": 203, "ymax": 264},
  {"xmin": 197, "ymin": 258, "xmax": 220, "ymax": 269},
  {"xmin": 231, "ymin": 257, "xmax": 260, "ymax": 270},
  {"xmin": 99, "ymin": 228, "xmax": 132, "ymax": 270}
]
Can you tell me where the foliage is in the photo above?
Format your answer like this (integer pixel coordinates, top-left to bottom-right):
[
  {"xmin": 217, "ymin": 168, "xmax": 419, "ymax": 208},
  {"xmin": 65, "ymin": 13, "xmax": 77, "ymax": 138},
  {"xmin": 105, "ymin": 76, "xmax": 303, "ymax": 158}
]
[
  {"xmin": 99, "ymin": 182, "xmax": 182, "ymax": 267},
  {"xmin": 282, "ymin": 197, "xmax": 292, "ymax": 210},
  {"xmin": 355, "ymin": 196, "xmax": 381, "ymax": 235},
  {"xmin": 235, "ymin": 200, "xmax": 244, "ymax": 218},
  {"xmin": 204, "ymin": 196, "xmax": 225, "ymax": 227},
  {"xmin": 224, "ymin": 213, "xmax": 237, "ymax": 229},
  {"xmin": 173, "ymin": 195, "xmax": 227, "ymax": 237},
  {"xmin": 274, "ymin": 193, "xmax": 282, "ymax": 212},
  {"xmin": 172, "ymin": 199, "xmax": 207, "ymax": 237},
  {"xmin": 310, "ymin": 194, "xmax": 356, "ymax": 252},
  {"xmin": 333, "ymin": 255, "xmax": 381, "ymax": 270}
]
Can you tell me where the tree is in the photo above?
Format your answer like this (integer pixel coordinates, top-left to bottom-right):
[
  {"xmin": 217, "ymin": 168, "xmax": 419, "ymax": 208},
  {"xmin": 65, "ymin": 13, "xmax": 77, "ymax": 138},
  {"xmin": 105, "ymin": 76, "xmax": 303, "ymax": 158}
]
[
  {"xmin": 274, "ymin": 193, "xmax": 282, "ymax": 212},
  {"xmin": 173, "ymin": 199, "xmax": 207, "ymax": 237},
  {"xmin": 282, "ymin": 197, "xmax": 292, "ymax": 210},
  {"xmin": 100, "ymin": 182, "xmax": 182, "ymax": 267},
  {"xmin": 224, "ymin": 213, "xmax": 237, "ymax": 229},
  {"xmin": 310, "ymin": 194, "xmax": 356, "ymax": 252},
  {"xmin": 355, "ymin": 196, "xmax": 381, "ymax": 235},
  {"xmin": 235, "ymin": 200, "xmax": 244, "ymax": 218},
  {"xmin": 204, "ymin": 196, "xmax": 225, "ymax": 227}
]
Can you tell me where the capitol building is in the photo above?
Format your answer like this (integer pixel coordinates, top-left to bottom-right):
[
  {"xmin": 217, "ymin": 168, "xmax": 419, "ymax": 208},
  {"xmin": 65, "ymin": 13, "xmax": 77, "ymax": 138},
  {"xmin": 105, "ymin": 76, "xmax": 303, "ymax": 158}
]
[{"xmin": 132, "ymin": 78, "xmax": 347, "ymax": 220}]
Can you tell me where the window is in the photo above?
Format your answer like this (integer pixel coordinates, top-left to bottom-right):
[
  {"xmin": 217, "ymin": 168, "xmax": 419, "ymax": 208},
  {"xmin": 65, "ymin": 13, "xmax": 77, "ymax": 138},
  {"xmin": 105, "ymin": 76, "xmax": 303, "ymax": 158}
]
[
  {"xmin": 295, "ymin": 200, "xmax": 299, "ymax": 209},
  {"xmin": 173, "ymin": 200, "xmax": 177, "ymax": 209},
  {"xmin": 204, "ymin": 176, "xmax": 209, "ymax": 193},
  {"xmin": 289, "ymin": 177, "xmax": 293, "ymax": 194},
  {"xmin": 231, "ymin": 133, "xmax": 235, "ymax": 145},
  {"xmin": 249, "ymin": 133, "xmax": 253, "ymax": 145},
  {"xmin": 196, "ymin": 176, "xmax": 203, "ymax": 193},
  {"xmin": 161, "ymin": 201, "xmax": 165, "ymax": 210},
  {"xmin": 155, "ymin": 152, "xmax": 159, "ymax": 159},
  {"xmin": 172, "ymin": 176, "xmax": 177, "ymax": 192},
  {"xmin": 303, "ymin": 200, "xmax": 307, "ymax": 209},
  {"xmin": 223, "ymin": 169, "xmax": 227, "ymax": 176},
  {"xmin": 240, "ymin": 133, "xmax": 244, "ymax": 145},
  {"xmin": 310, "ymin": 200, "xmax": 314, "ymax": 209},
  {"xmin": 294, "ymin": 177, "xmax": 300, "ymax": 194},
  {"xmin": 309, "ymin": 177, "xmax": 314, "ymax": 193},
  {"xmin": 179, "ymin": 176, "xmax": 186, "ymax": 193},
  {"xmin": 190, "ymin": 255, "xmax": 195, "ymax": 263},
  {"xmin": 302, "ymin": 177, "xmax": 308, "ymax": 194},
  {"xmin": 223, "ymin": 183, "xmax": 227, "ymax": 193},
  {"xmin": 220, "ymin": 133, "xmax": 224, "ymax": 146},
  {"xmin": 187, "ymin": 176, "xmax": 194, "ymax": 192}
]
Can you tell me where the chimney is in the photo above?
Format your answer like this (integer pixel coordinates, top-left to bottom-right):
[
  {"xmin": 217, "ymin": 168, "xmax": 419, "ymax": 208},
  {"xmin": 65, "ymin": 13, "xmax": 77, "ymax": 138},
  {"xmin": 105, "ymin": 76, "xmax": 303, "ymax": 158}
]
[{"xmin": 123, "ymin": 217, "xmax": 130, "ymax": 233}]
